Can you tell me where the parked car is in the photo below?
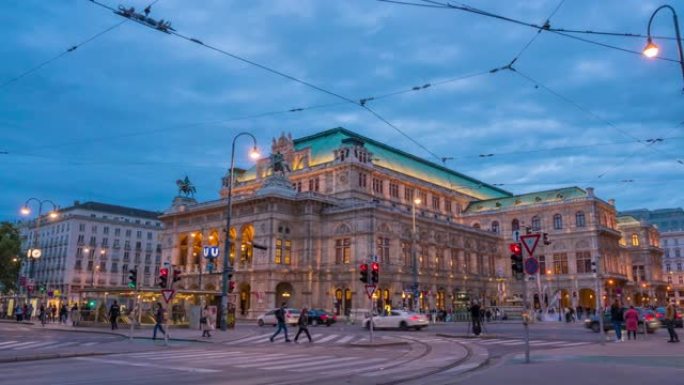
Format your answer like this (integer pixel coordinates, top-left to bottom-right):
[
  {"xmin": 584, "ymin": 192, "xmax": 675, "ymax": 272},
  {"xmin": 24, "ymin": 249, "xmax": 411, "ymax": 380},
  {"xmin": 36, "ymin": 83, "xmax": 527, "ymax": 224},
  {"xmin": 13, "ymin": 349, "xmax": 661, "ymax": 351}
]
[
  {"xmin": 307, "ymin": 309, "xmax": 336, "ymax": 326},
  {"xmin": 584, "ymin": 308, "xmax": 660, "ymax": 334},
  {"xmin": 257, "ymin": 308, "xmax": 300, "ymax": 327},
  {"xmin": 363, "ymin": 310, "xmax": 429, "ymax": 330},
  {"xmin": 654, "ymin": 307, "xmax": 683, "ymax": 328}
]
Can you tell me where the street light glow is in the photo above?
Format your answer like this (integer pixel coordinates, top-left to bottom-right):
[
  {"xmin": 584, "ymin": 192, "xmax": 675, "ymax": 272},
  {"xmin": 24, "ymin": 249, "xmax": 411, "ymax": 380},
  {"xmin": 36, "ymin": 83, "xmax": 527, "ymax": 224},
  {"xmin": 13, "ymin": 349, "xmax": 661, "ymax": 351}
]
[
  {"xmin": 20, "ymin": 206, "xmax": 30, "ymax": 215},
  {"xmin": 249, "ymin": 146, "xmax": 260, "ymax": 159},
  {"xmin": 643, "ymin": 39, "xmax": 659, "ymax": 58},
  {"xmin": 48, "ymin": 211, "xmax": 58, "ymax": 219},
  {"xmin": 414, "ymin": 198, "xmax": 421, "ymax": 205}
]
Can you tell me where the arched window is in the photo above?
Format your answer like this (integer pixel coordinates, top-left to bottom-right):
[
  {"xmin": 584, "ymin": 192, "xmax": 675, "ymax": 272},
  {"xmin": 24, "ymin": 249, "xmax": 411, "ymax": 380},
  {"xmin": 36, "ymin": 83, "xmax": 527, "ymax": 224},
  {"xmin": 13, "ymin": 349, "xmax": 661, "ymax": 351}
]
[
  {"xmin": 631, "ymin": 233, "xmax": 640, "ymax": 247},
  {"xmin": 491, "ymin": 221, "xmax": 500, "ymax": 234},
  {"xmin": 240, "ymin": 225, "xmax": 254, "ymax": 264},
  {"xmin": 553, "ymin": 214, "xmax": 563, "ymax": 230},
  {"xmin": 512, "ymin": 219, "xmax": 520, "ymax": 231},
  {"xmin": 575, "ymin": 211, "xmax": 586, "ymax": 227},
  {"xmin": 531, "ymin": 216, "xmax": 541, "ymax": 231},
  {"xmin": 472, "ymin": 223, "xmax": 481, "ymax": 229}
]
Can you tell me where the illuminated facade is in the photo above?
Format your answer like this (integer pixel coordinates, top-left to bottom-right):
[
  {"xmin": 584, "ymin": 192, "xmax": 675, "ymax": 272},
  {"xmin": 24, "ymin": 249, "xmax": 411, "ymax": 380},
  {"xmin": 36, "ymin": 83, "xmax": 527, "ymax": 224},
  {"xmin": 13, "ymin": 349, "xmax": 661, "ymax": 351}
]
[{"xmin": 160, "ymin": 128, "xmax": 666, "ymax": 319}]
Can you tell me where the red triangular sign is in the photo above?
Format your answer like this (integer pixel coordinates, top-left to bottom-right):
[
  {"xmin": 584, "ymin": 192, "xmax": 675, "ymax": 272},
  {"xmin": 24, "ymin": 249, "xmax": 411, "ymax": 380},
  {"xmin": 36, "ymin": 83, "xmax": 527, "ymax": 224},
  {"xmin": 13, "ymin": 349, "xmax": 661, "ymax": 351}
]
[
  {"xmin": 520, "ymin": 234, "xmax": 541, "ymax": 256},
  {"xmin": 161, "ymin": 289, "xmax": 175, "ymax": 303}
]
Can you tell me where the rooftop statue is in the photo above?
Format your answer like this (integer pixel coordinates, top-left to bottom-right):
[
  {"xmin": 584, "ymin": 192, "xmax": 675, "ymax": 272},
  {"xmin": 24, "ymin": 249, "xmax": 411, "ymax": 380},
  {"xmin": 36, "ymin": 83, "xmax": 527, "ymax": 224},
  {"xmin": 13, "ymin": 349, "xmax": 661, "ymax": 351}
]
[
  {"xmin": 270, "ymin": 151, "xmax": 291, "ymax": 175},
  {"xmin": 176, "ymin": 176, "xmax": 196, "ymax": 198}
]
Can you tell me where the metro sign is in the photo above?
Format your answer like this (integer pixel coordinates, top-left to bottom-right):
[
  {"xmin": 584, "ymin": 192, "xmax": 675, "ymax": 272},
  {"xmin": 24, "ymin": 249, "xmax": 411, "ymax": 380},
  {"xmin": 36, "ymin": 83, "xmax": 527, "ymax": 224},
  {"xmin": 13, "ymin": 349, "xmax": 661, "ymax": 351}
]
[{"xmin": 203, "ymin": 246, "xmax": 220, "ymax": 259}]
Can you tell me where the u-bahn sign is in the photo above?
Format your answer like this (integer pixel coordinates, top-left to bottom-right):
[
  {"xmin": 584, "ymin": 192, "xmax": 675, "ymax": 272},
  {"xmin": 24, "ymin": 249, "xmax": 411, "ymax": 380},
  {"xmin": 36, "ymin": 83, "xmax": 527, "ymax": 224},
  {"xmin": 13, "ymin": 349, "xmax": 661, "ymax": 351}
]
[{"xmin": 203, "ymin": 246, "xmax": 219, "ymax": 259}]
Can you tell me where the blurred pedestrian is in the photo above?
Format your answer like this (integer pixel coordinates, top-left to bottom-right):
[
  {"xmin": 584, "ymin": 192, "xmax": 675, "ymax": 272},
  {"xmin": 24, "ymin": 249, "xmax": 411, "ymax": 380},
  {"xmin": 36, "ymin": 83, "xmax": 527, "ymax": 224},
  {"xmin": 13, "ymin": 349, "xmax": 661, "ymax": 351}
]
[
  {"xmin": 15, "ymin": 304, "xmax": 23, "ymax": 322},
  {"xmin": 624, "ymin": 305, "xmax": 639, "ymax": 340},
  {"xmin": 665, "ymin": 300, "xmax": 680, "ymax": 343},
  {"xmin": 109, "ymin": 300, "xmax": 120, "ymax": 330},
  {"xmin": 152, "ymin": 302, "xmax": 166, "ymax": 340},
  {"xmin": 270, "ymin": 302, "xmax": 291, "ymax": 343},
  {"xmin": 294, "ymin": 307, "xmax": 312, "ymax": 343},
  {"xmin": 610, "ymin": 299, "xmax": 624, "ymax": 342},
  {"xmin": 70, "ymin": 304, "xmax": 80, "ymax": 326},
  {"xmin": 469, "ymin": 301, "xmax": 482, "ymax": 336},
  {"xmin": 39, "ymin": 304, "xmax": 47, "ymax": 326},
  {"xmin": 59, "ymin": 304, "xmax": 68, "ymax": 324},
  {"xmin": 200, "ymin": 305, "xmax": 212, "ymax": 338}
]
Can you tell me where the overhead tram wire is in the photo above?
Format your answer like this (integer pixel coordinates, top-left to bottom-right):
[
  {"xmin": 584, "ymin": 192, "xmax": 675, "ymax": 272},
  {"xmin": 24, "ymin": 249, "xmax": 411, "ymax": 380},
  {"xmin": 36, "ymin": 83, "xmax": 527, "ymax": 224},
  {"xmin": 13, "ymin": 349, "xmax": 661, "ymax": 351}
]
[
  {"xmin": 0, "ymin": 20, "xmax": 127, "ymax": 90},
  {"xmin": 378, "ymin": 0, "xmax": 682, "ymax": 63},
  {"xmin": 87, "ymin": 0, "xmax": 510, "ymax": 166}
]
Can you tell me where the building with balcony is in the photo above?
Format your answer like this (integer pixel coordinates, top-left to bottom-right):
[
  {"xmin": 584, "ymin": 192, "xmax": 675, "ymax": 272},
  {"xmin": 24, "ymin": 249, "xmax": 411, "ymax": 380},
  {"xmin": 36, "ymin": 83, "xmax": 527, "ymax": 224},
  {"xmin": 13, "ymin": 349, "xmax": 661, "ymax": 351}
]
[{"xmin": 19, "ymin": 201, "xmax": 163, "ymax": 304}]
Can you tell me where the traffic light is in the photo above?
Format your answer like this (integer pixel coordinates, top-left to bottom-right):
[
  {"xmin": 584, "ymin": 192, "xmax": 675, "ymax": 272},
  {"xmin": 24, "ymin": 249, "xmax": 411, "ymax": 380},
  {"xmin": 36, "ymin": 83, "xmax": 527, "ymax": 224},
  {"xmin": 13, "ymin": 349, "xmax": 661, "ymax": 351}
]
[
  {"xmin": 543, "ymin": 233, "xmax": 551, "ymax": 245},
  {"xmin": 128, "ymin": 268, "xmax": 138, "ymax": 289},
  {"xmin": 591, "ymin": 257, "xmax": 598, "ymax": 273},
  {"xmin": 370, "ymin": 262, "xmax": 379, "ymax": 284},
  {"xmin": 509, "ymin": 243, "xmax": 523, "ymax": 279},
  {"xmin": 228, "ymin": 281, "xmax": 235, "ymax": 293},
  {"xmin": 173, "ymin": 268, "xmax": 181, "ymax": 283},
  {"xmin": 359, "ymin": 263, "xmax": 369, "ymax": 283},
  {"xmin": 158, "ymin": 268, "xmax": 168, "ymax": 288}
]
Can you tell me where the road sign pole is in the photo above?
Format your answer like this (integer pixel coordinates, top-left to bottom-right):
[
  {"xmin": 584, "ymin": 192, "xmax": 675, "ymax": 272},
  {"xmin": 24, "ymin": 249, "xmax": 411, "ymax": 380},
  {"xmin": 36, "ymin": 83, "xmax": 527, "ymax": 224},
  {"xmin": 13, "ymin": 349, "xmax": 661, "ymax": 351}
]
[{"xmin": 520, "ymin": 233, "xmax": 540, "ymax": 365}]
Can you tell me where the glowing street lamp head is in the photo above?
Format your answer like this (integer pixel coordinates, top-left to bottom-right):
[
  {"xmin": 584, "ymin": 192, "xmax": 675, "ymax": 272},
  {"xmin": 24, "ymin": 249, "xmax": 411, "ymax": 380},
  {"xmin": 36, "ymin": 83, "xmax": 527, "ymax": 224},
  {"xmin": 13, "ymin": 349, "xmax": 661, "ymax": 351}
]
[
  {"xmin": 20, "ymin": 206, "xmax": 31, "ymax": 216},
  {"xmin": 48, "ymin": 211, "xmax": 58, "ymax": 219},
  {"xmin": 643, "ymin": 39, "xmax": 659, "ymax": 58},
  {"xmin": 414, "ymin": 198, "xmax": 421, "ymax": 205},
  {"xmin": 249, "ymin": 146, "xmax": 260, "ymax": 160}
]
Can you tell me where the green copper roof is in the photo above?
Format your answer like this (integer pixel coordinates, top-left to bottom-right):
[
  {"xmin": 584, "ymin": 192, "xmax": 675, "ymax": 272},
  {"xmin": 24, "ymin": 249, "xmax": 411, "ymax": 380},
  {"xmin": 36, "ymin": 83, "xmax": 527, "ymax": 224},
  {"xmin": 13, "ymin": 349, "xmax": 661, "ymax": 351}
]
[
  {"xmin": 294, "ymin": 127, "xmax": 512, "ymax": 200},
  {"xmin": 463, "ymin": 186, "xmax": 588, "ymax": 213},
  {"xmin": 617, "ymin": 215, "xmax": 641, "ymax": 226}
]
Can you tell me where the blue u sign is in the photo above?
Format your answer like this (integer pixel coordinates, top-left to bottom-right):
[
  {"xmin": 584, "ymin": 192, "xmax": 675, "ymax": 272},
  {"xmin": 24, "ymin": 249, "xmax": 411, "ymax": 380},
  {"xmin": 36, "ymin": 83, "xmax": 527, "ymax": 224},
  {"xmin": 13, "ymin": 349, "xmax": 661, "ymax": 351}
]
[{"xmin": 203, "ymin": 246, "xmax": 220, "ymax": 258}]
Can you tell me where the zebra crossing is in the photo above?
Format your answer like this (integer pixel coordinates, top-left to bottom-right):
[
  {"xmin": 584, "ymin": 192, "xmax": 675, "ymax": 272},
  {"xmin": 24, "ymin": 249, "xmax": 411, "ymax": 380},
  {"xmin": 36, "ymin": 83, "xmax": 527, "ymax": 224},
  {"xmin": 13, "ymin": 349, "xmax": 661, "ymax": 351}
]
[
  {"xmin": 100, "ymin": 349, "xmax": 399, "ymax": 376},
  {"xmin": 445, "ymin": 337, "xmax": 592, "ymax": 348},
  {"xmin": 224, "ymin": 332, "xmax": 394, "ymax": 346},
  {"xmin": 0, "ymin": 340, "xmax": 101, "ymax": 351}
]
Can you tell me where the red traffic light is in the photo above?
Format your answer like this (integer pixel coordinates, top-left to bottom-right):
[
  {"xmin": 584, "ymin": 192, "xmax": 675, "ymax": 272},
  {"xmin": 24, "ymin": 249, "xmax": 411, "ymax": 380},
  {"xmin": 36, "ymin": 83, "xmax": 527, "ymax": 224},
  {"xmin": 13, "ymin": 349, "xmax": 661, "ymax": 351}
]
[
  {"xmin": 360, "ymin": 263, "xmax": 368, "ymax": 272},
  {"xmin": 160, "ymin": 268, "xmax": 168, "ymax": 277},
  {"xmin": 371, "ymin": 262, "xmax": 379, "ymax": 272},
  {"xmin": 509, "ymin": 243, "xmax": 522, "ymax": 255}
]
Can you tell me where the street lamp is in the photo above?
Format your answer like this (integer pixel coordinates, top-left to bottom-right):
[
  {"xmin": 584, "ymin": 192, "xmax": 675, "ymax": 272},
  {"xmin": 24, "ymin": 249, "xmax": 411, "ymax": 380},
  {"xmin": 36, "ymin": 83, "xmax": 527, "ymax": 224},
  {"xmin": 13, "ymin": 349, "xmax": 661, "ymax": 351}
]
[
  {"xmin": 411, "ymin": 197, "xmax": 421, "ymax": 311},
  {"xmin": 220, "ymin": 132, "xmax": 259, "ymax": 331},
  {"xmin": 642, "ymin": 4, "xmax": 684, "ymax": 90},
  {"xmin": 20, "ymin": 198, "xmax": 59, "ymax": 298}
]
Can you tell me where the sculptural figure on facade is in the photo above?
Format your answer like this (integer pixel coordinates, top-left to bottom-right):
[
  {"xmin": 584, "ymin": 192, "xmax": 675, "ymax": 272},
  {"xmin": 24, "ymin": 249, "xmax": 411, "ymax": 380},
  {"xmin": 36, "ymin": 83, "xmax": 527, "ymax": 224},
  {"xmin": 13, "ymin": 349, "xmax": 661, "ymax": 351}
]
[
  {"xmin": 176, "ymin": 176, "xmax": 197, "ymax": 197},
  {"xmin": 270, "ymin": 151, "xmax": 291, "ymax": 175}
]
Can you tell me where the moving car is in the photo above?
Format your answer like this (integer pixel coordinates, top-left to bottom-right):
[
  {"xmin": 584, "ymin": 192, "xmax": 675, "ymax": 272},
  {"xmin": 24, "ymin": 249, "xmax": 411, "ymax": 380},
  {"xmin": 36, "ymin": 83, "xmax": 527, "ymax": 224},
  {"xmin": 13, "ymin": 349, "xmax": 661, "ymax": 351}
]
[
  {"xmin": 363, "ymin": 310, "xmax": 429, "ymax": 330},
  {"xmin": 257, "ymin": 308, "xmax": 300, "ymax": 327},
  {"xmin": 654, "ymin": 307, "xmax": 683, "ymax": 328},
  {"xmin": 307, "ymin": 309, "xmax": 336, "ymax": 326},
  {"xmin": 584, "ymin": 308, "xmax": 660, "ymax": 334}
]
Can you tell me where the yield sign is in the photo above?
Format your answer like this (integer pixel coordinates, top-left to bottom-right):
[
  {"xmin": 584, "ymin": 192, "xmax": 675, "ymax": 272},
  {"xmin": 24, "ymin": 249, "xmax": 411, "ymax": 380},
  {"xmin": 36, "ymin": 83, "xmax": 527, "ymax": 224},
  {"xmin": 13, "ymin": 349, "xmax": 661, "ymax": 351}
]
[
  {"xmin": 364, "ymin": 284, "xmax": 376, "ymax": 299},
  {"xmin": 520, "ymin": 234, "xmax": 541, "ymax": 257},
  {"xmin": 161, "ymin": 289, "xmax": 175, "ymax": 303}
]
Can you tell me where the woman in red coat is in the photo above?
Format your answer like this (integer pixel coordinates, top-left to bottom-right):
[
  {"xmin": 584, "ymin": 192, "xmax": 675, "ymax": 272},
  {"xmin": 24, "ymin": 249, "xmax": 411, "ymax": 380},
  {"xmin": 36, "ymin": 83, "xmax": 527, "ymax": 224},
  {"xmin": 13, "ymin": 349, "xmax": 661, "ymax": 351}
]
[{"xmin": 624, "ymin": 305, "xmax": 639, "ymax": 340}]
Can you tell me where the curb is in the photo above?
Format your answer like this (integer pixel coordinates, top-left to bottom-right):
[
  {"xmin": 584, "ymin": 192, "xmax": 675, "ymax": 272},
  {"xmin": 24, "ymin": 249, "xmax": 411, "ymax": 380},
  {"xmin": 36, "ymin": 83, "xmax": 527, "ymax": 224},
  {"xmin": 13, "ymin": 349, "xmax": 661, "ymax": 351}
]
[
  {"xmin": 0, "ymin": 352, "xmax": 109, "ymax": 364},
  {"xmin": 348, "ymin": 341, "xmax": 410, "ymax": 348}
]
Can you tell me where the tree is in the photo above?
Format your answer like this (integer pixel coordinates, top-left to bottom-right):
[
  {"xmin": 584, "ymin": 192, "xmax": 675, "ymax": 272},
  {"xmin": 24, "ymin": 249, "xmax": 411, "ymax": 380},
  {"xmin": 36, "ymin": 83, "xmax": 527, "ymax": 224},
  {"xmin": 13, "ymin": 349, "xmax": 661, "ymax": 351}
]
[{"xmin": 0, "ymin": 222, "xmax": 21, "ymax": 293}]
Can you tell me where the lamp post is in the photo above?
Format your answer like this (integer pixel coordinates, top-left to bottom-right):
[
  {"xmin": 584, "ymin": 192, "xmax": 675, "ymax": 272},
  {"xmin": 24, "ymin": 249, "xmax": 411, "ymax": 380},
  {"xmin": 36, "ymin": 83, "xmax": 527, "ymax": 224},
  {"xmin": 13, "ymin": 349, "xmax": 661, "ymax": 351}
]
[
  {"xmin": 642, "ymin": 4, "xmax": 684, "ymax": 90},
  {"xmin": 220, "ymin": 132, "xmax": 259, "ymax": 331},
  {"xmin": 411, "ymin": 197, "xmax": 421, "ymax": 311},
  {"xmin": 20, "ymin": 198, "xmax": 59, "ymax": 300}
]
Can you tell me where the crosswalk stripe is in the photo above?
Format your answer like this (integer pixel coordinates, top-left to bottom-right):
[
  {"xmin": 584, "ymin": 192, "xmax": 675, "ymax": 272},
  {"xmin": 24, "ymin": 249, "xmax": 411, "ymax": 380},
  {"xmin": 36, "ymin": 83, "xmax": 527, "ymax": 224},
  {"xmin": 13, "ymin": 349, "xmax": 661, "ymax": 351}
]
[
  {"xmin": 529, "ymin": 341, "xmax": 561, "ymax": 346},
  {"xmin": 0, "ymin": 341, "xmax": 18, "ymax": 347},
  {"xmin": 477, "ymin": 339, "xmax": 517, "ymax": 344},
  {"xmin": 499, "ymin": 340, "xmax": 525, "ymax": 346},
  {"xmin": 213, "ymin": 353, "xmax": 293, "ymax": 367},
  {"xmin": 5, "ymin": 341, "xmax": 40, "ymax": 348},
  {"xmin": 562, "ymin": 342, "xmax": 590, "ymax": 347},
  {"xmin": 13, "ymin": 341, "xmax": 58, "ymax": 350},
  {"xmin": 226, "ymin": 334, "xmax": 272, "ymax": 344},
  {"xmin": 233, "ymin": 355, "xmax": 314, "ymax": 368},
  {"xmin": 299, "ymin": 357, "xmax": 387, "ymax": 373},
  {"xmin": 46, "ymin": 342, "xmax": 79, "ymax": 349},
  {"xmin": 126, "ymin": 350, "xmax": 208, "ymax": 358},
  {"xmin": 75, "ymin": 357, "xmax": 220, "ymax": 373},
  {"xmin": 335, "ymin": 335, "xmax": 355, "ymax": 344},
  {"xmin": 148, "ymin": 351, "xmax": 244, "ymax": 361},
  {"xmin": 267, "ymin": 356, "xmax": 357, "ymax": 371},
  {"xmin": 316, "ymin": 334, "xmax": 338, "ymax": 343}
]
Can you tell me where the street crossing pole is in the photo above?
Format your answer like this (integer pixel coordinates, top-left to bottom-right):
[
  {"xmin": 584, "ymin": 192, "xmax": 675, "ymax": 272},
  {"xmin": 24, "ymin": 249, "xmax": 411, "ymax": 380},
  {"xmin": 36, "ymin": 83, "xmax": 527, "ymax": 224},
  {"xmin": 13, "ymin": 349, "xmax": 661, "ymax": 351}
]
[{"xmin": 595, "ymin": 255, "xmax": 605, "ymax": 346}]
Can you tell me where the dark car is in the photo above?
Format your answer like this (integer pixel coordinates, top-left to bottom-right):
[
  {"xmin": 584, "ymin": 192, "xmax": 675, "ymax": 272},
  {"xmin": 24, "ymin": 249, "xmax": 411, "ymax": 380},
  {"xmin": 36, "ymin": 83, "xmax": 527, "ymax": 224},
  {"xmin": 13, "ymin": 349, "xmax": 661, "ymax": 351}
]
[
  {"xmin": 654, "ymin": 307, "xmax": 683, "ymax": 328},
  {"xmin": 307, "ymin": 309, "xmax": 336, "ymax": 326},
  {"xmin": 584, "ymin": 308, "xmax": 660, "ymax": 334}
]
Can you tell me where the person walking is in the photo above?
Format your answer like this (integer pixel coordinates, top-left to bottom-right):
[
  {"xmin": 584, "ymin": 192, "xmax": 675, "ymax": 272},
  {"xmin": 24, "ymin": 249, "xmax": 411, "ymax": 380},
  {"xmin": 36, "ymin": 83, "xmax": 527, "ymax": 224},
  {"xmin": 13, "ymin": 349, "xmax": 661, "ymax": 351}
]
[
  {"xmin": 152, "ymin": 302, "xmax": 166, "ymax": 340},
  {"xmin": 70, "ymin": 304, "xmax": 80, "ymax": 326},
  {"xmin": 665, "ymin": 300, "xmax": 680, "ymax": 343},
  {"xmin": 469, "ymin": 300, "xmax": 482, "ymax": 336},
  {"xmin": 59, "ymin": 304, "xmax": 68, "ymax": 324},
  {"xmin": 200, "ymin": 305, "xmax": 212, "ymax": 338},
  {"xmin": 294, "ymin": 307, "xmax": 312, "ymax": 343},
  {"xmin": 624, "ymin": 305, "xmax": 639, "ymax": 340},
  {"xmin": 39, "ymin": 304, "xmax": 47, "ymax": 326},
  {"xmin": 15, "ymin": 304, "xmax": 23, "ymax": 322},
  {"xmin": 610, "ymin": 299, "xmax": 624, "ymax": 342},
  {"xmin": 109, "ymin": 300, "xmax": 121, "ymax": 330},
  {"xmin": 270, "ymin": 303, "xmax": 291, "ymax": 343}
]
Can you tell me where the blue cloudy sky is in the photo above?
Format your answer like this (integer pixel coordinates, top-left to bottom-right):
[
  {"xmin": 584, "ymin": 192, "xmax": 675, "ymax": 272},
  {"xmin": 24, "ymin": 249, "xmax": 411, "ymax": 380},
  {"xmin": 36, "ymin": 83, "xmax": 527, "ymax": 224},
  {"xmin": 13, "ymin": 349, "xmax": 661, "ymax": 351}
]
[{"xmin": 1, "ymin": 0, "xmax": 682, "ymax": 219}]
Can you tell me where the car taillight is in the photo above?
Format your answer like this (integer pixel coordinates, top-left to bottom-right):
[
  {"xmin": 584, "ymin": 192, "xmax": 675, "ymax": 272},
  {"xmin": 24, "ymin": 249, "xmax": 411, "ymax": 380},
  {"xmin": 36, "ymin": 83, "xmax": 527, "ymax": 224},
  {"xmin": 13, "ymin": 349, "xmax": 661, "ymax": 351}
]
[
  {"xmin": 410, "ymin": 315, "xmax": 421, "ymax": 321},
  {"xmin": 645, "ymin": 314, "xmax": 654, "ymax": 321},
  {"xmin": 320, "ymin": 314, "xmax": 328, "ymax": 320}
]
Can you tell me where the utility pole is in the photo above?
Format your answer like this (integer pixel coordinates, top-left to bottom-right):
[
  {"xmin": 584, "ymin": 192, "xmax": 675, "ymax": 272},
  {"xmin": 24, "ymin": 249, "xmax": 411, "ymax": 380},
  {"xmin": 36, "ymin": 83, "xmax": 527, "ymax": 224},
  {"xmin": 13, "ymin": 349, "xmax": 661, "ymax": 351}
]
[{"xmin": 594, "ymin": 255, "xmax": 604, "ymax": 345}]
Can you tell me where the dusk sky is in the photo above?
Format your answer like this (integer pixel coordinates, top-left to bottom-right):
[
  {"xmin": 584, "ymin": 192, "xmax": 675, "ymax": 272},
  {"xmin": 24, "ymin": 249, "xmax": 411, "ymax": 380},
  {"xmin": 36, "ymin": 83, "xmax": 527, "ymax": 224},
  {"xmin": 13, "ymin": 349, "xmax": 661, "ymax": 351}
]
[{"xmin": 1, "ymin": 0, "xmax": 682, "ymax": 220}]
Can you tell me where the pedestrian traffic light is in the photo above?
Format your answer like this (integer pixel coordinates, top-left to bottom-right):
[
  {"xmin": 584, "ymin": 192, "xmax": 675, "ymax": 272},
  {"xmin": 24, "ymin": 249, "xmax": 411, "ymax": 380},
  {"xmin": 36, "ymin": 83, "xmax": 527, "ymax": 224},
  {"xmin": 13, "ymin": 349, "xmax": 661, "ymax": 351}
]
[
  {"xmin": 173, "ymin": 268, "xmax": 181, "ymax": 283},
  {"xmin": 128, "ymin": 268, "xmax": 138, "ymax": 289},
  {"xmin": 370, "ymin": 262, "xmax": 379, "ymax": 284},
  {"xmin": 359, "ymin": 263, "xmax": 368, "ymax": 283},
  {"xmin": 158, "ymin": 268, "xmax": 168, "ymax": 288},
  {"xmin": 228, "ymin": 281, "xmax": 235, "ymax": 293},
  {"xmin": 543, "ymin": 232, "xmax": 551, "ymax": 245},
  {"xmin": 591, "ymin": 258, "xmax": 598, "ymax": 273},
  {"xmin": 510, "ymin": 243, "xmax": 523, "ymax": 279}
]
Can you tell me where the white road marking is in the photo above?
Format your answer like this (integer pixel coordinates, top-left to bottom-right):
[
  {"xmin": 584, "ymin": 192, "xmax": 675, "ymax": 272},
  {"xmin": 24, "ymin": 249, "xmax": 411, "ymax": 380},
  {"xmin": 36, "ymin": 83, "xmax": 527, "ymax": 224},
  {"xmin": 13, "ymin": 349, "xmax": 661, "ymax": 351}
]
[
  {"xmin": 315, "ymin": 334, "xmax": 338, "ymax": 343},
  {"xmin": 74, "ymin": 357, "xmax": 220, "ymax": 373},
  {"xmin": 335, "ymin": 335, "xmax": 355, "ymax": 344}
]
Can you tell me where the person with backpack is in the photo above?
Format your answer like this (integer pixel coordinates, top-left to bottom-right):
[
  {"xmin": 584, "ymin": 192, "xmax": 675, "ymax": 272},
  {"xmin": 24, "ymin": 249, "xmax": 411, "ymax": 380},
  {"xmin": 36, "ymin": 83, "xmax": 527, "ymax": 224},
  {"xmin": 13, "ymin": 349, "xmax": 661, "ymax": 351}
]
[
  {"xmin": 270, "ymin": 303, "xmax": 291, "ymax": 343},
  {"xmin": 294, "ymin": 307, "xmax": 312, "ymax": 343}
]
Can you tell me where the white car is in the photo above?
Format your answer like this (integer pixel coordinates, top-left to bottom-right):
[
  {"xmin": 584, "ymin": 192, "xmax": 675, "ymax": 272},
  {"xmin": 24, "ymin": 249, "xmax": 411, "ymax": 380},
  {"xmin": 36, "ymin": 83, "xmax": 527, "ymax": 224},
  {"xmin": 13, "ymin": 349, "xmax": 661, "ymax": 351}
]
[
  {"xmin": 257, "ymin": 308, "xmax": 300, "ymax": 327},
  {"xmin": 363, "ymin": 310, "xmax": 429, "ymax": 330}
]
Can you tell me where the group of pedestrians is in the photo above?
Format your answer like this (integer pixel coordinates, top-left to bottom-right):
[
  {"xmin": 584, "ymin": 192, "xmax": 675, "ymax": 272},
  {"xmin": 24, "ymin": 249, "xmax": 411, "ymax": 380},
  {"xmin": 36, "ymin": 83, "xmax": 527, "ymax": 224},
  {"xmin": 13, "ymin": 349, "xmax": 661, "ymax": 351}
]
[
  {"xmin": 610, "ymin": 299, "xmax": 679, "ymax": 343},
  {"xmin": 269, "ymin": 302, "xmax": 313, "ymax": 343}
]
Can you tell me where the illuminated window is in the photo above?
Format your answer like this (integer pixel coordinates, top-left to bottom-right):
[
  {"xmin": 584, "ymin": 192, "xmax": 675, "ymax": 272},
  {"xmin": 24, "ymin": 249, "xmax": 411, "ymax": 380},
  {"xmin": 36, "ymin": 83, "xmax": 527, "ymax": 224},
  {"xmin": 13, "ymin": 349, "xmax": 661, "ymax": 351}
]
[
  {"xmin": 335, "ymin": 238, "xmax": 351, "ymax": 264},
  {"xmin": 631, "ymin": 234, "xmax": 640, "ymax": 247}
]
